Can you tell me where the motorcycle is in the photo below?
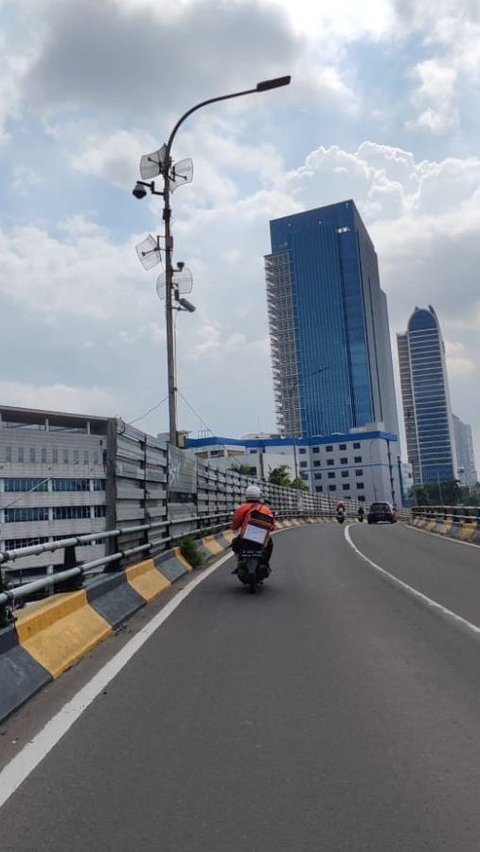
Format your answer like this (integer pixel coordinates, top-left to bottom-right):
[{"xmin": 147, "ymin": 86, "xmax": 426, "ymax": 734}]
[
  {"xmin": 336, "ymin": 508, "xmax": 345, "ymax": 524},
  {"xmin": 357, "ymin": 508, "xmax": 365, "ymax": 522},
  {"xmin": 234, "ymin": 547, "xmax": 270, "ymax": 593}
]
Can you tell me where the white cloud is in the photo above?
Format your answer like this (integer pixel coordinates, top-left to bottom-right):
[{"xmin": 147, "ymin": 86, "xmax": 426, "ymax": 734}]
[
  {"xmin": 0, "ymin": 380, "xmax": 116, "ymax": 416},
  {"xmin": 445, "ymin": 340, "xmax": 475, "ymax": 378}
]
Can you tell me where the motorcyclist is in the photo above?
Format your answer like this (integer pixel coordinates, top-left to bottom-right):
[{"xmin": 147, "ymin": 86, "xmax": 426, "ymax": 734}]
[
  {"xmin": 336, "ymin": 500, "xmax": 345, "ymax": 516},
  {"xmin": 357, "ymin": 505, "xmax": 365, "ymax": 522},
  {"xmin": 231, "ymin": 485, "xmax": 275, "ymax": 570}
]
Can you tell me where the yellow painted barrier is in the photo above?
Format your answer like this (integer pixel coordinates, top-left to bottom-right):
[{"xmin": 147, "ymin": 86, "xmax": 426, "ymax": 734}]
[
  {"xmin": 126, "ymin": 559, "xmax": 171, "ymax": 602},
  {"xmin": 16, "ymin": 591, "xmax": 112, "ymax": 679}
]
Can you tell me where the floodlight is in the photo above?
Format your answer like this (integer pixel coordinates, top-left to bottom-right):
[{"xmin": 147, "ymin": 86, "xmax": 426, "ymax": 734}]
[
  {"xmin": 170, "ymin": 158, "xmax": 193, "ymax": 193},
  {"xmin": 139, "ymin": 144, "xmax": 167, "ymax": 180},
  {"xmin": 136, "ymin": 234, "xmax": 162, "ymax": 270},
  {"xmin": 178, "ymin": 298, "xmax": 196, "ymax": 313},
  {"xmin": 156, "ymin": 267, "xmax": 193, "ymax": 300}
]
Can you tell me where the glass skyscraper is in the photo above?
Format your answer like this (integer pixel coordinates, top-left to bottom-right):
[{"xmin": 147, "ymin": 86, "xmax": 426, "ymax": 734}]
[
  {"xmin": 265, "ymin": 200, "xmax": 398, "ymax": 438},
  {"xmin": 397, "ymin": 306, "xmax": 457, "ymax": 485}
]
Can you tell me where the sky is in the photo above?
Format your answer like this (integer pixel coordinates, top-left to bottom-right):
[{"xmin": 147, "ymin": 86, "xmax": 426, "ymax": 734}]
[{"xmin": 1, "ymin": 0, "xmax": 480, "ymax": 465}]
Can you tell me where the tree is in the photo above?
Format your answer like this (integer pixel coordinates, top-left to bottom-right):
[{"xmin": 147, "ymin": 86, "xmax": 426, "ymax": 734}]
[
  {"xmin": 230, "ymin": 463, "xmax": 257, "ymax": 476},
  {"xmin": 267, "ymin": 464, "xmax": 293, "ymax": 487},
  {"xmin": 290, "ymin": 476, "xmax": 308, "ymax": 491}
]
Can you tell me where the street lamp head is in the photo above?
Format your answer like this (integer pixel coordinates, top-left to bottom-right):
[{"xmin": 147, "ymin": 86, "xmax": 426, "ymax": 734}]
[
  {"xmin": 132, "ymin": 181, "xmax": 148, "ymax": 200},
  {"xmin": 256, "ymin": 75, "xmax": 291, "ymax": 92}
]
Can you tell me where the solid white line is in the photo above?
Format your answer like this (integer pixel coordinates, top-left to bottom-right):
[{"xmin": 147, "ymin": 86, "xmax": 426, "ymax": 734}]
[
  {"xmin": 344, "ymin": 524, "xmax": 480, "ymax": 638},
  {"xmin": 0, "ymin": 552, "xmax": 232, "ymax": 812}
]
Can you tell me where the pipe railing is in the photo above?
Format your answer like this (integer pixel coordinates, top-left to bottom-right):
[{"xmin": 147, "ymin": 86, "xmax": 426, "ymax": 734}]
[{"xmin": 0, "ymin": 504, "xmax": 330, "ymax": 625}]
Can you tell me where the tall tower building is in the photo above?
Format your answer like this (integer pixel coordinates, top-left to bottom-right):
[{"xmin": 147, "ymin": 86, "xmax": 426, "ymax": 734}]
[
  {"xmin": 265, "ymin": 200, "xmax": 398, "ymax": 438},
  {"xmin": 397, "ymin": 306, "xmax": 457, "ymax": 485},
  {"xmin": 453, "ymin": 414, "xmax": 477, "ymax": 487}
]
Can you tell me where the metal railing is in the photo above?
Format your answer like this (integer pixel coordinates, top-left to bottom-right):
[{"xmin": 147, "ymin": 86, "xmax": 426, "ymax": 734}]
[
  {"xmin": 0, "ymin": 505, "xmax": 331, "ymax": 627},
  {"xmin": 411, "ymin": 505, "xmax": 480, "ymax": 525}
]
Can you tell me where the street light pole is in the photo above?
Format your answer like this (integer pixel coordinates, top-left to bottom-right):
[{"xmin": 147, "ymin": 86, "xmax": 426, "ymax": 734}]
[{"xmin": 161, "ymin": 76, "xmax": 291, "ymax": 446}]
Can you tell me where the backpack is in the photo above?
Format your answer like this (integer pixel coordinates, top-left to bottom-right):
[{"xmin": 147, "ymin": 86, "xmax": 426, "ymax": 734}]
[{"xmin": 240, "ymin": 502, "xmax": 275, "ymax": 547}]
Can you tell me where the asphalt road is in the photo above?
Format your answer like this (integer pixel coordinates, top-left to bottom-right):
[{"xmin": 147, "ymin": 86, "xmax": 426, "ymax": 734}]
[{"xmin": 2, "ymin": 523, "xmax": 480, "ymax": 851}]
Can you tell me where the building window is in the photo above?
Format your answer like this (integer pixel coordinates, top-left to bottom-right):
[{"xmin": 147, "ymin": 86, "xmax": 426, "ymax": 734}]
[
  {"xmin": 329, "ymin": 485, "xmax": 336, "ymax": 492},
  {"xmin": 52, "ymin": 505, "xmax": 92, "ymax": 520},
  {"xmin": 52, "ymin": 448, "xmax": 58, "ymax": 464},
  {"xmin": 313, "ymin": 460, "xmax": 321, "ymax": 467},
  {"xmin": 316, "ymin": 486, "xmax": 323, "ymax": 492},
  {"xmin": 340, "ymin": 457, "xmax": 348, "ymax": 464},
  {"xmin": 312, "ymin": 447, "xmax": 320, "ymax": 454},
  {"xmin": 314, "ymin": 473, "xmax": 322, "ymax": 480},
  {"xmin": 328, "ymin": 472, "xmax": 335, "ymax": 479},
  {"xmin": 18, "ymin": 447, "xmax": 24, "ymax": 463},
  {"xmin": 355, "ymin": 469, "xmax": 363, "ymax": 476},
  {"xmin": 73, "ymin": 450, "xmax": 79, "ymax": 465},
  {"xmin": 301, "ymin": 473, "xmax": 308, "ymax": 480},
  {"xmin": 342, "ymin": 484, "xmax": 350, "ymax": 491},
  {"xmin": 326, "ymin": 445, "xmax": 333, "ymax": 452},
  {"xmin": 94, "ymin": 451, "xmax": 100, "ymax": 465},
  {"xmin": 299, "ymin": 448, "xmax": 306, "ymax": 454},
  {"xmin": 5, "ymin": 507, "xmax": 50, "ymax": 523},
  {"xmin": 357, "ymin": 482, "xmax": 364, "ymax": 490},
  {"xmin": 29, "ymin": 448, "xmax": 35, "ymax": 463},
  {"xmin": 5, "ymin": 446, "xmax": 11, "ymax": 462},
  {"xmin": 41, "ymin": 448, "xmax": 47, "ymax": 463},
  {"xmin": 52, "ymin": 478, "xmax": 91, "ymax": 492},
  {"xmin": 341, "ymin": 471, "xmax": 349, "ymax": 478},
  {"xmin": 354, "ymin": 456, "xmax": 362, "ymax": 463},
  {"xmin": 63, "ymin": 449, "xmax": 69, "ymax": 464},
  {"xmin": 327, "ymin": 459, "xmax": 334, "ymax": 466},
  {"xmin": 358, "ymin": 495, "xmax": 366, "ymax": 502},
  {"xmin": 93, "ymin": 479, "xmax": 106, "ymax": 491},
  {"xmin": 339, "ymin": 444, "xmax": 347, "ymax": 450},
  {"xmin": 4, "ymin": 478, "xmax": 49, "ymax": 492},
  {"xmin": 353, "ymin": 442, "xmax": 361, "ymax": 449},
  {"xmin": 300, "ymin": 461, "xmax": 307, "ymax": 468},
  {"xmin": 93, "ymin": 505, "xmax": 107, "ymax": 518},
  {"xmin": 84, "ymin": 451, "xmax": 89, "ymax": 465}
]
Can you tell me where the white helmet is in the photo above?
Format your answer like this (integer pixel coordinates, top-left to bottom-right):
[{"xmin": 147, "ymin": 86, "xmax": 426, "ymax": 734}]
[{"xmin": 245, "ymin": 485, "xmax": 261, "ymax": 501}]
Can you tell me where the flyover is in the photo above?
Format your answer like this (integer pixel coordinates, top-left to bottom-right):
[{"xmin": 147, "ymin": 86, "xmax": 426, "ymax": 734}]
[{"xmin": 1, "ymin": 521, "xmax": 480, "ymax": 851}]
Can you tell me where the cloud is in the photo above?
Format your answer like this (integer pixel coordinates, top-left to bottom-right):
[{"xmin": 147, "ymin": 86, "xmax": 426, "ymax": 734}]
[
  {"xmin": 0, "ymin": 380, "xmax": 116, "ymax": 415},
  {"xmin": 445, "ymin": 340, "xmax": 475, "ymax": 378}
]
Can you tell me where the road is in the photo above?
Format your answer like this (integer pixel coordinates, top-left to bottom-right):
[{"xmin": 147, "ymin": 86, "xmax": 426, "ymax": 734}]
[{"xmin": 2, "ymin": 522, "xmax": 480, "ymax": 851}]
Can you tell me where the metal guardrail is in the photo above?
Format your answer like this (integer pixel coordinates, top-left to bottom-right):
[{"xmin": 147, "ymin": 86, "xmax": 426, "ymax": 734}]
[
  {"xmin": 411, "ymin": 505, "xmax": 480, "ymax": 524},
  {"xmin": 0, "ymin": 506, "xmax": 326, "ymax": 626}
]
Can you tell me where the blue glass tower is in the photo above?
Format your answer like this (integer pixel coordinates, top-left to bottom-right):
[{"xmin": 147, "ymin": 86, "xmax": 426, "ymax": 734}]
[
  {"xmin": 265, "ymin": 200, "xmax": 398, "ymax": 438},
  {"xmin": 397, "ymin": 306, "xmax": 457, "ymax": 485}
]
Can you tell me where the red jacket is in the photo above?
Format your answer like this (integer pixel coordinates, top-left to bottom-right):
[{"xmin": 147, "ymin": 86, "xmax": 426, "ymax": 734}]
[{"xmin": 231, "ymin": 502, "xmax": 275, "ymax": 539}]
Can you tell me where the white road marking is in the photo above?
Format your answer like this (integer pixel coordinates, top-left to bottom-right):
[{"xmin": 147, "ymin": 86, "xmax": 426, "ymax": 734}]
[
  {"xmin": 344, "ymin": 524, "xmax": 480, "ymax": 638},
  {"xmin": 0, "ymin": 553, "xmax": 232, "ymax": 812}
]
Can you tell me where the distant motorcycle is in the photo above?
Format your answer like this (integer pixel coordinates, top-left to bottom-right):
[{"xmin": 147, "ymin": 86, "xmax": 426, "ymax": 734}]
[
  {"xmin": 357, "ymin": 507, "xmax": 365, "ymax": 522},
  {"xmin": 336, "ymin": 507, "xmax": 345, "ymax": 524}
]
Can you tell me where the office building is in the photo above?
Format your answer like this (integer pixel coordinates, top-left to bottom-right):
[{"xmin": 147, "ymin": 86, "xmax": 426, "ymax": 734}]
[
  {"xmin": 453, "ymin": 415, "xmax": 477, "ymax": 487},
  {"xmin": 187, "ymin": 423, "xmax": 401, "ymax": 506},
  {"xmin": 397, "ymin": 306, "xmax": 457, "ymax": 485},
  {"xmin": 265, "ymin": 200, "xmax": 399, "ymax": 439},
  {"xmin": 0, "ymin": 405, "xmax": 112, "ymax": 584}
]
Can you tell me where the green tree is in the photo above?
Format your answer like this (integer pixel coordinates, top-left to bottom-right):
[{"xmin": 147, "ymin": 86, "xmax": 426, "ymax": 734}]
[
  {"xmin": 290, "ymin": 477, "xmax": 308, "ymax": 491},
  {"xmin": 230, "ymin": 463, "xmax": 257, "ymax": 476},
  {"xmin": 267, "ymin": 464, "xmax": 293, "ymax": 487}
]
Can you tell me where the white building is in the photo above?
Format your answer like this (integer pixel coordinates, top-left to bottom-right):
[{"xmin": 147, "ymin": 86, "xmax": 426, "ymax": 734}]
[
  {"xmin": 187, "ymin": 423, "xmax": 402, "ymax": 506},
  {"xmin": 453, "ymin": 415, "xmax": 478, "ymax": 487}
]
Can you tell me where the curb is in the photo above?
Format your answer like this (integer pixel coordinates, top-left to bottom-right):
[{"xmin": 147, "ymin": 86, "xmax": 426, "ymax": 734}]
[{"xmin": 0, "ymin": 547, "xmax": 192, "ymax": 724}]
